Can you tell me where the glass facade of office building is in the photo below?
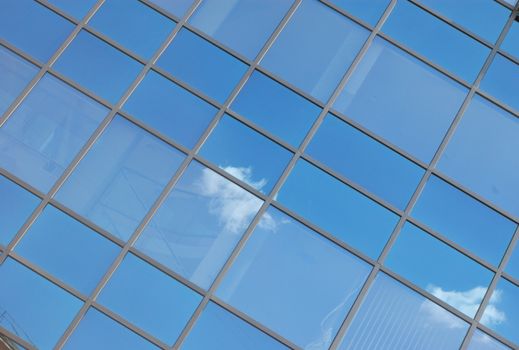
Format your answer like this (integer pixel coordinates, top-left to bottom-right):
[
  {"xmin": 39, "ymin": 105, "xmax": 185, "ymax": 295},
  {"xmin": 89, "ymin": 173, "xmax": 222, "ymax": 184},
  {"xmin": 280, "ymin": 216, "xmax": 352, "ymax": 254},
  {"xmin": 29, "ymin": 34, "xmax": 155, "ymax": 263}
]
[{"xmin": 0, "ymin": 0, "xmax": 518, "ymax": 349}]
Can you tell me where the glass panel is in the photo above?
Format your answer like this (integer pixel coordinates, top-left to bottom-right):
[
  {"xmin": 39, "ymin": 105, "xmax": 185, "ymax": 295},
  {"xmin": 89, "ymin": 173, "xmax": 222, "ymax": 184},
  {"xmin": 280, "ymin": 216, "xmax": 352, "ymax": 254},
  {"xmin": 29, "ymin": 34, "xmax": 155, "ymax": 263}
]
[
  {"xmin": 216, "ymin": 207, "xmax": 371, "ymax": 349},
  {"xmin": 382, "ymin": 0, "xmax": 490, "ymax": 82},
  {"xmin": 123, "ymin": 70, "xmax": 217, "ymax": 149},
  {"xmin": 97, "ymin": 253, "xmax": 201, "ymax": 345},
  {"xmin": 53, "ymin": 30, "xmax": 143, "ymax": 104},
  {"xmin": 181, "ymin": 302, "xmax": 288, "ymax": 350},
  {"xmin": 261, "ymin": 0, "xmax": 369, "ymax": 102},
  {"xmin": 468, "ymin": 329, "xmax": 512, "ymax": 350},
  {"xmin": 385, "ymin": 223, "xmax": 494, "ymax": 317},
  {"xmin": 63, "ymin": 308, "xmax": 160, "ymax": 350},
  {"xmin": 506, "ymin": 245, "xmax": 519, "ymax": 280},
  {"xmin": 307, "ymin": 114, "xmax": 424, "ymax": 209},
  {"xmin": 412, "ymin": 175, "xmax": 516, "ymax": 266},
  {"xmin": 157, "ymin": 28, "xmax": 247, "ymax": 103},
  {"xmin": 16, "ymin": 205, "xmax": 119, "ymax": 295},
  {"xmin": 231, "ymin": 71, "xmax": 320, "ymax": 147},
  {"xmin": 46, "ymin": 0, "xmax": 97, "ymax": 19},
  {"xmin": 148, "ymin": 0, "xmax": 193, "ymax": 18},
  {"xmin": 135, "ymin": 161, "xmax": 262, "ymax": 289},
  {"xmin": 0, "ymin": 0, "xmax": 73, "ymax": 62},
  {"xmin": 480, "ymin": 54, "xmax": 519, "ymax": 112},
  {"xmin": 199, "ymin": 115, "xmax": 292, "ymax": 194},
  {"xmin": 0, "ymin": 74, "xmax": 108, "ymax": 192},
  {"xmin": 189, "ymin": 0, "xmax": 292, "ymax": 59},
  {"xmin": 55, "ymin": 116, "xmax": 185, "ymax": 241},
  {"xmin": 338, "ymin": 273, "xmax": 469, "ymax": 350},
  {"xmin": 0, "ymin": 176, "xmax": 39, "ymax": 246},
  {"xmin": 328, "ymin": 0, "xmax": 391, "ymax": 25},
  {"xmin": 90, "ymin": 0, "xmax": 175, "ymax": 59},
  {"xmin": 334, "ymin": 37, "xmax": 467, "ymax": 163},
  {"xmin": 438, "ymin": 95, "xmax": 519, "ymax": 218},
  {"xmin": 277, "ymin": 160, "xmax": 398, "ymax": 258},
  {"xmin": 501, "ymin": 19, "xmax": 519, "ymax": 60},
  {"xmin": 0, "ymin": 46, "xmax": 38, "ymax": 115},
  {"xmin": 0, "ymin": 258, "xmax": 82, "ymax": 349}
]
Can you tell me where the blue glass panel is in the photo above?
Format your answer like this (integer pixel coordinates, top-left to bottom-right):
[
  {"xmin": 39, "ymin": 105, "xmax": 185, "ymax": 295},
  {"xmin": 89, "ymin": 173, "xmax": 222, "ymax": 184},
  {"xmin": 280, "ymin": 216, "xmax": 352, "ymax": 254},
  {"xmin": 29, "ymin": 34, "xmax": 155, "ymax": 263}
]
[
  {"xmin": 189, "ymin": 0, "xmax": 292, "ymax": 59},
  {"xmin": 64, "ymin": 308, "xmax": 160, "ymax": 350},
  {"xmin": 339, "ymin": 273, "xmax": 469, "ymax": 350},
  {"xmin": 307, "ymin": 114, "xmax": 424, "ymax": 209},
  {"xmin": 46, "ymin": 0, "xmax": 97, "ymax": 19},
  {"xmin": 135, "ymin": 161, "xmax": 262, "ymax": 289},
  {"xmin": 0, "ymin": 258, "xmax": 82, "ymax": 349},
  {"xmin": 0, "ymin": 176, "xmax": 39, "ymax": 246},
  {"xmin": 506, "ymin": 245, "xmax": 519, "ymax": 280},
  {"xmin": 438, "ymin": 95, "xmax": 519, "ymax": 218},
  {"xmin": 0, "ymin": 46, "xmax": 38, "ymax": 115},
  {"xmin": 53, "ymin": 30, "xmax": 143, "ymax": 104},
  {"xmin": 334, "ymin": 37, "xmax": 467, "ymax": 163},
  {"xmin": 412, "ymin": 175, "xmax": 516, "ymax": 266},
  {"xmin": 217, "ymin": 207, "xmax": 371, "ymax": 349},
  {"xmin": 328, "ymin": 0, "xmax": 391, "ymax": 25},
  {"xmin": 148, "ymin": 0, "xmax": 193, "ymax": 18},
  {"xmin": 0, "ymin": 0, "xmax": 73, "ymax": 62},
  {"xmin": 98, "ymin": 254, "xmax": 201, "ymax": 345},
  {"xmin": 124, "ymin": 70, "xmax": 216, "ymax": 148},
  {"xmin": 90, "ymin": 0, "xmax": 175, "ymax": 59},
  {"xmin": 231, "ymin": 71, "xmax": 320, "ymax": 147},
  {"xmin": 158, "ymin": 29, "xmax": 247, "ymax": 103},
  {"xmin": 382, "ymin": 0, "xmax": 490, "ymax": 82},
  {"xmin": 261, "ymin": 0, "xmax": 369, "ymax": 102},
  {"xmin": 55, "ymin": 116, "xmax": 184, "ymax": 241},
  {"xmin": 277, "ymin": 160, "xmax": 398, "ymax": 258},
  {"xmin": 501, "ymin": 19, "xmax": 519, "ymax": 60},
  {"xmin": 480, "ymin": 54, "xmax": 519, "ymax": 112},
  {"xmin": 16, "ymin": 205, "xmax": 119, "ymax": 294},
  {"xmin": 199, "ymin": 115, "xmax": 292, "ymax": 194},
  {"xmin": 181, "ymin": 302, "xmax": 288, "ymax": 350},
  {"xmin": 468, "ymin": 330, "xmax": 512, "ymax": 350},
  {"xmin": 386, "ymin": 223, "xmax": 494, "ymax": 317},
  {"xmin": 0, "ymin": 74, "xmax": 108, "ymax": 192}
]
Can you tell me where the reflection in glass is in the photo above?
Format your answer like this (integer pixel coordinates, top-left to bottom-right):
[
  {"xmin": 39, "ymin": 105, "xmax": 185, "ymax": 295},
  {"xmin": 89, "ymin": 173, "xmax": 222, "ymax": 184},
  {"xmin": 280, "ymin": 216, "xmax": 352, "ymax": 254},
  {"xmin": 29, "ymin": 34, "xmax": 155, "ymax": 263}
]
[
  {"xmin": 148, "ymin": 0, "xmax": 193, "ymax": 18},
  {"xmin": 501, "ymin": 19, "xmax": 519, "ymax": 60},
  {"xmin": 468, "ymin": 329, "xmax": 511, "ymax": 350},
  {"xmin": 480, "ymin": 54, "xmax": 519, "ymax": 112},
  {"xmin": 328, "ymin": 0, "xmax": 391, "ymax": 25},
  {"xmin": 135, "ymin": 161, "xmax": 262, "ymax": 289}
]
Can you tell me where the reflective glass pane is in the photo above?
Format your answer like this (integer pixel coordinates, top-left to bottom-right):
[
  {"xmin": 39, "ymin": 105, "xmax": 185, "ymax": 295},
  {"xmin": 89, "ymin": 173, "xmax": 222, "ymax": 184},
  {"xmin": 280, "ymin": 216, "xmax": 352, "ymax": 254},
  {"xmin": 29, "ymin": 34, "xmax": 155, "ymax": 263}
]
[
  {"xmin": 328, "ymin": 0, "xmax": 391, "ymax": 25},
  {"xmin": 0, "ymin": 175, "xmax": 39, "ymax": 246},
  {"xmin": 199, "ymin": 115, "xmax": 292, "ymax": 194},
  {"xmin": 480, "ymin": 54, "xmax": 519, "ymax": 112},
  {"xmin": 135, "ymin": 161, "xmax": 262, "ymax": 289},
  {"xmin": 217, "ymin": 207, "xmax": 371, "ymax": 349},
  {"xmin": 307, "ymin": 114, "xmax": 424, "ymax": 209},
  {"xmin": 231, "ymin": 71, "xmax": 320, "ymax": 147},
  {"xmin": 64, "ymin": 308, "xmax": 160, "ymax": 350},
  {"xmin": 506, "ymin": 245, "xmax": 519, "ymax": 280},
  {"xmin": 0, "ymin": 0, "xmax": 73, "ymax": 62},
  {"xmin": 189, "ymin": 0, "xmax": 292, "ymax": 59},
  {"xmin": 438, "ymin": 95, "xmax": 519, "ymax": 218},
  {"xmin": 334, "ymin": 37, "xmax": 467, "ymax": 163},
  {"xmin": 0, "ymin": 74, "xmax": 108, "ymax": 192},
  {"xmin": 158, "ymin": 29, "xmax": 247, "ymax": 103},
  {"xmin": 181, "ymin": 302, "xmax": 288, "ymax": 350},
  {"xmin": 385, "ymin": 223, "xmax": 494, "ymax": 317},
  {"xmin": 501, "ymin": 19, "xmax": 519, "ymax": 60},
  {"xmin": 16, "ymin": 205, "xmax": 119, "ymax": 294},
  {"xmin": 148, "ymin": 0, "xmax": 193, "ymax": 18},
  {"xmin": 98, "ymin": 254, "xmax": 201, "ymax": 345},
  {"xmin": 261, "ymin": 0, "xmax": 369, "ymax": 101},
  {"xmin": 53, "ymin": 30, "xmax": 143, "ymax": 104},
  {"xmin": 123, "ymin": 70, "xmax": 217, "ymax": 149},
  {"xmin": 339, "ymin": 273, "xmax": 469, "ymax": 350},
  {"xmin": 90, "ymin": 0, "xmax": 175, "ymax": 59},
  {"xmin": 0, "ymin": 258, "xmax": 82, "ymax": 350},
  {"xmin": 412, "ymin": 175, "xmax": 516, "ymax": 266},
  {"xmin": 277, "ymin": 160, "xmax": 398, "ymax": 258},
  {"xmin": 468, "ymin": 329, "xmax": 512, "ymax": 350},
  {"xmin": 55, "ymin": 116, "xmax": 184, "ymax": 241},
  {"xmin": 382, "ymin": 0, "xmax": 490, "ymax": 82},
  {"xmin": 46, "ymin": 0, "xmax": 97, "ymax": 19}
]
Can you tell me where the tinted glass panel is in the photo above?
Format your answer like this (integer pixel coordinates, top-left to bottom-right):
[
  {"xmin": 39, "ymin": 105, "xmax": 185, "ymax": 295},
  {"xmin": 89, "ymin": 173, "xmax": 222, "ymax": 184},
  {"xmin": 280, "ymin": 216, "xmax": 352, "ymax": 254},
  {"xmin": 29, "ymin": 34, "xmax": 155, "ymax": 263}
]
[
  {"xmin": 135, "ymin": 161, "xmax": 262, "ymax": 289},
  {"xmin": 382, "ymin": 0, "xmax": 490, "ymax": 82},
  {"xmin": 16, "ymin": 205, "xmax": 119, "ymax": 294},
  {"xmin": 261, "ymin": 0, "xmax": 368, "ymax": 101},
  {"xmin": 217, "ymin": 207, "xmax": 371, "ymax": 349},
  {"xmin": 46, "ymin": 0, "xmax": 97, "ymax": 19},
  {"xmin": 480, "ymin": 54, "xmax": 519, "ymax": 112},
  {"xmin": 158, "ymin": 29, "xmax": 247, "ymax": 103},
  {"xmin": 334, "ymin": 37, "xmax": 467, "ymax": 163},
  {"xmin": 98, "ymin": 254, "xmax": 201, "ymax": 344},
  {"xmin": 506, "ymin": 245, "xmax": 519, "ymax": 280},
  {"xmin": 468, "ymin": 330, "xmax": 512, "ymax": 350},
  {"xmin": 53, "ymin": 30, "xmax": 143, "ymax": 104},
  {"xmin": 123, "ymin": 70, "xmax": 216, "ymax": 149},
  {"xmin": 199, "ymin": 115, "xmax": 292, "ymax": 194},
  {"xmin": 148, "ymin": 0, "xmax": 193, "ymax": 18},
  {"xmin": 55, "ymin": 116, "xmax": 184, "ymax": 241},
  {"xmin": 277, "ymin": 160, "xmax": 398, "ymax": 258},
  {"xmin": 307, "ymin": 114, "xmax": 424, "ymax": 209},
  {"xmin": 501, "ymin": 19, "xmax": 519, "ymax": 60},
  {"xmin": 0, "ymin": 74, "xmax": 108, "ymax": 192},
  {"xmin": 328, "ymin": 0, "xmax": 391, "ymax": 25}
]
